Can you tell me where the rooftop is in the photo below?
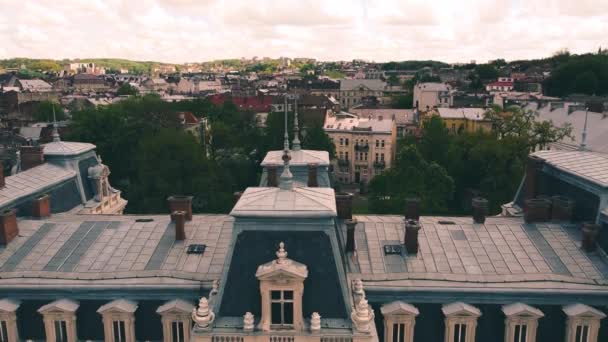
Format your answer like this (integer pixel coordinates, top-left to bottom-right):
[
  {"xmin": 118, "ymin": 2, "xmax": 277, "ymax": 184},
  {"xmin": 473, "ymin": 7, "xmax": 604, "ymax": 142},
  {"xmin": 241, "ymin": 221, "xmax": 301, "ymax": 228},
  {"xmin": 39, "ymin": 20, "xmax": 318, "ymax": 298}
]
[
  {"xmin": 324, "ymin": 115, "xmax": 393, "ymax": 133},
  {"xmin": 340, "ymin": 79, "xmax": 386, "ymax": 91},
  {"xmin": 437, "ymin": 107, "xmax": 488, "ymax": 121},
  {"xmin": 532, "ymin": 150, "xmax": 608, "ymax": 188},
  {"xmin": 415, "ymin": 82, "xmax": 450, "ymax": 92},
  {"xmin": 230, "ymin": 187, "xmax": 336, "ymax": 218},
  {"xmin": 43, "ymin": 141, "xmax": 96, "ymax": 157},
  {"xmin": 345, "ymin": 215, "xmax": 608, "ymax": 293},
  {"xmin": 261, "ymin": 149, "xmax": 330, "ymax": 167}
]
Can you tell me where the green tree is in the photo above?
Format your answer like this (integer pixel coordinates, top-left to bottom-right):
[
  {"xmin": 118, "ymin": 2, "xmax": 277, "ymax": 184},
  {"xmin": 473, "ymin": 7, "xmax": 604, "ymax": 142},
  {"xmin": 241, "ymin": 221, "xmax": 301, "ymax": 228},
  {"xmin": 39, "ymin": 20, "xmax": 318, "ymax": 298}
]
[
  {"xmin": 33, "ymin": 101, "xmax": 66, "ymax": 122},
  {"xmin": 116, "ymin": 83, "xmax": 138, "ymax": 96},
  {"xmin": 391, "ymin": 94, "xmax": 413, "ymax": 109},
  {"xmin": 475, "ymin": 64, "xmax": 499, "ymax": 81},
  {"xmin": 368, "ymin": 146, "xmax": 454, "ymax": 214},
  {"xmin": 302, "ymin": 123, "xmax": 336, "ymax": 159},
  {"xmin": 418, "ymin": 115, "xmax": 451, "ymax": 166},
  {"xmin": 387, "ymin": 74, "xmax": 400, "ymax": 86}
]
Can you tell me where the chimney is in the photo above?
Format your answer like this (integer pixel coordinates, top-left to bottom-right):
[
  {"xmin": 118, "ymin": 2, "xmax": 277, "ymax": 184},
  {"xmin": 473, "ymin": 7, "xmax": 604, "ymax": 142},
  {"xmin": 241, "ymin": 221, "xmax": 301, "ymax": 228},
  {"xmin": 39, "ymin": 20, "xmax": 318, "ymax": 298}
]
[
  {"xmin": 471, "ymin": 197, "xmax": 488, "ymax": 224},
  {"xmin": 404, "ymin": 197, "xmax": 420, "ymax": 221},
  {"xmin": 551, "ymin": 196, "xmax": 574, "ymax": 222},
  {"xmin": 345, "ymin": 219, "xmax": 357, "ymax": 253},
  {"xmin": 171, "ymin": 210, "xmax": 186, "ymax": 241},
  {"xmin": 335, "ymin": 192, "xmax": 353, "ymax": 219},
  {"xmin": 0, "ymin": 161, "xmax": 5, "ymax": 188},
  {"xmin": 0, "ymin": 209, "xmax": 18, "ymax": 246},
  {"xmin": 167, "ymin": 195, "xmax": 193, "ymax": 221},
  {"xmin": 20, "ymin": 145, "xmax": 44, "ymax": 171},
  {"xmin": 404, "ymin": 219, "xmax": 420, "ymax": 254},
  {"xmin": 267, "ymin": 165, "xmax": 278, "ymax": 187},
  {"xmin": 32, "ymin": 194, "xmax": 50, "ymax": 218},
  {"xmin": 524, "ymin": 155, "xmax": 544, "ymax": 201},
  {"xmin": 581, "ymin": 223, "xmax": 600, "ymax": 252},
  {"xmin": 307, "ymin": 163, "xmax": 318, "ymax": 187}
]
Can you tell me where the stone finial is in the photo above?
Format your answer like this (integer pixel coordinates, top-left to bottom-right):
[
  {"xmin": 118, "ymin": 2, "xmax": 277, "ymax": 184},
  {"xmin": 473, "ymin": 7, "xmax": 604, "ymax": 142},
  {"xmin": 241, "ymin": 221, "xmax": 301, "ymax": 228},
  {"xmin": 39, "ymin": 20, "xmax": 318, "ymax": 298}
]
[
  {"xmin": 243, "ymin": 312, "xmax": 255, "ymax": 331},
  {"xmin": 192, "ymin": 297, "xmax": 215, "ymax": 329},
  {"xmin": 310, "ymin": 312, "xmax": 321, "ymax": 332},
  {"xmin": 352, "ymin": 279, "xmax": 365, "ymax": 305},
  {"xmin": 351, "ymin": 298, "xmax": 374, "ymax": 333},
  {"xmin": 276, "ymin": 242, "xmax": 288, "ymax": 263},
  {"xmin": 210, "ymin": 279, "xmax": 220, "ymax": 296}
]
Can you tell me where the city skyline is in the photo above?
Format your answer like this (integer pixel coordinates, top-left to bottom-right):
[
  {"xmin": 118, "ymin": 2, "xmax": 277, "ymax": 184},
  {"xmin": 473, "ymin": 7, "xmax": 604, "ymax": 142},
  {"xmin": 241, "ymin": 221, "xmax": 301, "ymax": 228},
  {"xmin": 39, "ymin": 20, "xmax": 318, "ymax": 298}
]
[{"xmin": 1, "ymin": 0, "xmax": 606, "ymax": 64}]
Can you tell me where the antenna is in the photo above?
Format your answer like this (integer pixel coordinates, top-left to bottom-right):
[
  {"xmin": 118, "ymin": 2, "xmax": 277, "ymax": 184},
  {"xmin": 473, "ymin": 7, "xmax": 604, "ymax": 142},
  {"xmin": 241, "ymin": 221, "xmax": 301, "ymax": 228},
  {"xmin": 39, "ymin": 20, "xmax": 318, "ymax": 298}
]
[
  {"xmin": 580, "ymin": 107, "xmax": 588, "ymax": 151},
  {"xmin": 292, "ymin": 93, "xmax": 301, "ymax": 151}
]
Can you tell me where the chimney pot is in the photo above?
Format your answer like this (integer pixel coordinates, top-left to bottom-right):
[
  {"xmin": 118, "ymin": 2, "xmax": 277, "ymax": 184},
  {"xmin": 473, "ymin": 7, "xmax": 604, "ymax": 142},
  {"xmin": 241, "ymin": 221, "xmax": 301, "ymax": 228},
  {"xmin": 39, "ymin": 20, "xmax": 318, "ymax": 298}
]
[
  {"xmin": 171, "ymin": 210, "xmax": 186, "ymax": 241},
  {"xmin": 267, "ymin": 165, "xmax": 278, "ymax": 187},
  {"xmin": 345, "ymin": 219, "xmax": 357, "ymax": 253},
  {"xmin": 581, "ymin": 223, "xmax": 600, "ymax": 252},
  {"xmin": 0, "ymin": 209, "xmax": 18, "ymax": 246},
  {"xmin": 20, "ymin": 145, "xmax": 45, "ymax": 171},
  {"xmin": 32, "ymin": 194, "xmax": 51, "ymax": 218},
  {"xmin": 307, "ymin": 163, "xmax": 319, "ymax": 187},
  {"xmin": 551, "ymin": 195, "xmax": 574, "ymax": 222},
  {"xmin": 524, "ymin": 197, "xmax": 551, "ymax": 223},
  {"xmin": 404, "ymin": 197, "xmax": 420, "ymax": 220},
  {"xmin": 471, "ymin": 197, "xmax": 488, "ymax": 224},
  {"xmin": 335, "ymin": 192, "xmax": 353, "ymax": 219},
  {"xmin": 167, "ymin": 195, "xmax": 193, "ymax": 221},
  {"xmin": 0, "ymin": 161, "xmax": 5, "ymax": 188},
  {"xmin": 404, "ymin": 219, "xmax": 420, "ymax": 254}
]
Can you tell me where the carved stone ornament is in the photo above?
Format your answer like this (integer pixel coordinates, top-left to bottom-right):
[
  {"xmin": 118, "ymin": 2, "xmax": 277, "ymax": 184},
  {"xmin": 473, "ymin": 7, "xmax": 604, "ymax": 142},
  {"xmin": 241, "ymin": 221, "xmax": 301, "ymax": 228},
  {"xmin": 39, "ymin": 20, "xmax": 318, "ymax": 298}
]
[
  {"xmin": 243, "ymin": 312, "xmax": 255, "ymax": 331},
  {"xmin": 310, "ymin": 312, "xmax": 321, "ymax": 332},
  {"xmin": 351, "ymin": 298, "xmax": 374, "ymax": 333},
  {"xmin": 192, "ymin": 297, "xmax": 215, "ymax": 329}
]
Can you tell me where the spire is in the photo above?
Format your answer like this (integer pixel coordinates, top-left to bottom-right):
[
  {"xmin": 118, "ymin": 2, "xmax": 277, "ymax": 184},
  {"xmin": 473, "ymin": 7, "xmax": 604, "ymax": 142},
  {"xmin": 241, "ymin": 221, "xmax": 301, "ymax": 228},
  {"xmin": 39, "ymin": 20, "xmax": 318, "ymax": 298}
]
[
  {"xmin": 279, "ymin": 95, "xmax": 293, "ymax": 190},
  {"xmin": 292, "ymin": 93, "xmax": 301, "ymax": 151},
  {"xmin": 580, "ymin": 107, "xmax": 589, "ymax": 151},
  {"xmin": 51, "ymin": 103, "xmax": 60, "ymax": 142}
]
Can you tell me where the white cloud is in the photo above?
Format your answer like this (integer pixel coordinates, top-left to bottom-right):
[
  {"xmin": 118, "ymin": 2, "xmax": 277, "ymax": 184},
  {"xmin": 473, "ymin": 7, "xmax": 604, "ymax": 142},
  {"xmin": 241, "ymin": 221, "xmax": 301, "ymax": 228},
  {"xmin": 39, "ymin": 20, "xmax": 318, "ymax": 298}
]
[{"xmin": 0, "ymin": 0, "xmax": 606, "ymax": 63}]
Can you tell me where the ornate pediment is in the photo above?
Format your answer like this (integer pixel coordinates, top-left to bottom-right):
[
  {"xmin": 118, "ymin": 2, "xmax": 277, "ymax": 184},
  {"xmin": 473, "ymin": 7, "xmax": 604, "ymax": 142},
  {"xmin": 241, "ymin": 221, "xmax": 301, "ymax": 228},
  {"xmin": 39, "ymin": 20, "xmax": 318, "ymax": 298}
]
[{"xmin": 255, "ymin": 242, "xmax": 308, "ymax": 280}]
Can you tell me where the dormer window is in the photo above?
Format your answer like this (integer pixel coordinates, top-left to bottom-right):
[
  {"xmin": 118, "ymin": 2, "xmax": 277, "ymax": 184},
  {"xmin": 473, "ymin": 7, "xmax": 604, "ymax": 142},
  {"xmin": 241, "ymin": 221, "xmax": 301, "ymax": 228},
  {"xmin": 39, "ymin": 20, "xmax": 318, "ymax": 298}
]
[
  {"xmin": 563, "ymin": 304, "xmax": 606, "ymax": 342},
  {"xmin": 0, "ymin": 299, "xmax": 19, "ymax": 342},
  {"xmin": 502, "ymin": 303, "xmax": 544, "ymax": 342},
  {"xmin": 380, "ymin": 301, "xmax": 419, "ymax": 342},
  {"xmin": 442, "ymin": 302, "xmax": 481, "ymax": 342},
  {"xmin": 38, "ymin": 299, "xmax": 79, "ymax": 342},
  {"xmin": 255, "ymin": 242, "xmax": 308, "ymax": 332}
]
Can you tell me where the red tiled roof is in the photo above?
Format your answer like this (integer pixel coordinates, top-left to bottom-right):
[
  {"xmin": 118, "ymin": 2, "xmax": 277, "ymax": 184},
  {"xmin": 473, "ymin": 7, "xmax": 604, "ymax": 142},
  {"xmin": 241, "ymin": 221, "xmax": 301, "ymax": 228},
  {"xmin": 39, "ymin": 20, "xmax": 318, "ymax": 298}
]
[{"xmin": 209, "ymin": 94, "xmax": 274, "ymax": 112}]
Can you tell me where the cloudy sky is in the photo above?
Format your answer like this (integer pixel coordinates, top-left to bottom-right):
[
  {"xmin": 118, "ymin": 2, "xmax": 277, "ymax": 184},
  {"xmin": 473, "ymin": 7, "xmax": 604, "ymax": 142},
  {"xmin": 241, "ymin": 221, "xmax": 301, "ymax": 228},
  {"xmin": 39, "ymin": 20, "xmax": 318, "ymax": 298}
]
[{"xmin": 0, "ymin": 0, "xmax": 606, "ymax": 63}]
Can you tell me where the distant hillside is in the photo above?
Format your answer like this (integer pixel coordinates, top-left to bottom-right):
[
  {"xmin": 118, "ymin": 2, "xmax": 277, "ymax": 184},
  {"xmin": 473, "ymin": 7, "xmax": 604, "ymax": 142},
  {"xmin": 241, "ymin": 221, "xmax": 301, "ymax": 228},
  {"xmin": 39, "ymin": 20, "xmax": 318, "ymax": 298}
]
[{"xmin": 0, "ymin": 58, "xmax": 171, "ymax": 74}]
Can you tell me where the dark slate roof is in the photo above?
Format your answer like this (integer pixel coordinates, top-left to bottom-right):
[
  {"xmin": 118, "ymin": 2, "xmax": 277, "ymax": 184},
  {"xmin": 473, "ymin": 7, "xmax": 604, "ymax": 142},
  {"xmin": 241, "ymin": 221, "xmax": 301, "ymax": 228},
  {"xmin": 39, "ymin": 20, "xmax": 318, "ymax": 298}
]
[{"xmin": 219, "ymin": 230, "xmax": 347, "ymax": 319}]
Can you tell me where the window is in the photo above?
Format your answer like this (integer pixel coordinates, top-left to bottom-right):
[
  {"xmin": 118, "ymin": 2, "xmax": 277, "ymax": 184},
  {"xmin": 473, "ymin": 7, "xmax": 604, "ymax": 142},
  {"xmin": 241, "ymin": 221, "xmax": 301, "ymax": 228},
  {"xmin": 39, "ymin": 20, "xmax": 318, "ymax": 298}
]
[
  {"xmin": 170, "ymin": 321, "xmax": 185, "ymax": 342},
  {"xmin": 54, "ymin": 321, "xmax": 68, "ymax": 342},
  {"xmin": 345, "ymin": 152, "xmax": 349, "ymax": 160},
  {"xmin": 376, "ymin": 140, "xmax": 379, "ymax": 147},
  {"xmin": 381, "ymin": 301, "xmax": 419, "ymax": 342},
  {"xmin": 364, "ymin": 153, "xmax": 368, "ymax": 161},
  {"xmin": 513, "ymin": 324, "xmax": 528, "ymax": 342},
  {"xmin": 345, "ymin": 138, "xmax": 349, "ymax": 146},
  {"xmin": 503, "ymin": 303, "xmax": 543, "ymax": 342},
  {"xmin": 340, "ymin": 138, "xmax": 343, "ymax": 146},
  {"xmin": 381, "ymin": 153, "xmax": 385, "ymax": 162},
  {"xmin": 453, "ymin": 323, "xmax": 467, "ymax": 342},
  {"xmin": 563, "ymin": 304, "xmax": 605, "ymax": 342},
  {"xmin": 0, "ymin": 321, "xmax": 8, "ymax": 342},
  {"xmin": 381, "ymin": 140, "xmax": 385, "ymax": 148},
  {"xmin": 112, "ymin": 321, "xmax": 127, "ymax": 342},
  {"xmin": 393, "ymin": 323, "xmax": 406, "ymax": 342},
  {"xmin": 375, "ymin": 153, "xmax": 379, "ymax": 162},
  {"xmin": 271, "ymin": 290, "xmax": 294, "ymax": 326},
  {"xmin": 339, "ymin": 152, "xmax": 343, "ymax": 159}
]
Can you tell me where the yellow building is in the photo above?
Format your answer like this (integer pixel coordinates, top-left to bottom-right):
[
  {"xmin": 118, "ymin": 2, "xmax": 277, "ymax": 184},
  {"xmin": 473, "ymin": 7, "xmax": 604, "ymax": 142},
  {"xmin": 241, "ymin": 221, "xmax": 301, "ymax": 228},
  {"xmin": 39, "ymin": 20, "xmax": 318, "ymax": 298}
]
[{"xmin": 429, "ymin": 107, "xmax": 493, "ymax": 134}]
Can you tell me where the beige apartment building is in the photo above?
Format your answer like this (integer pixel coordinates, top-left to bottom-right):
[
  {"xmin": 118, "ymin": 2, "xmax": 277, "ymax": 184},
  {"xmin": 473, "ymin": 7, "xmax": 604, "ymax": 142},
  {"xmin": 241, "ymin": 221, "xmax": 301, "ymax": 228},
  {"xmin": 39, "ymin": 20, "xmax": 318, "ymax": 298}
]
[
  {"xmin": 413, "ymin": 82, "xmax": 453, "ymax": 111},
  {"xmin": 324, "ymin": 113, "xmax": 396, "ymax": 184}
]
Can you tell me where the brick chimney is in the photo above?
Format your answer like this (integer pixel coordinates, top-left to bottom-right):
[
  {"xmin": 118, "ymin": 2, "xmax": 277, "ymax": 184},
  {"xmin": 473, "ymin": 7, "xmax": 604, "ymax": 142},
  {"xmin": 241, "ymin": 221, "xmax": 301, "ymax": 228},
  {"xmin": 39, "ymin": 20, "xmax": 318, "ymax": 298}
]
[
  {"xmin": 307, "ymin": 163, "xmax": 318, "ymax": 187},
  {"xmin": 0, "ymin": 161, "xmax": 5, "ymax": 188},
  {"xmin": 171, "ymin": 210, "xmax": 186, "ymax": 241},
  {"xmin": 20, "ymin": 145, "xmax": 45, "ymax": 171},
  {"xmin": 0, "ymin": 209, "xmax": 18, "ymax": 246},
  {"xmin": 404, "ymin": 219, "xmax": 420, "ymax": 254},
  {"xmin": 405, "ymin": 197, "xmax": 420, "ymax": 220},
  {"xmin": 32, "ymin": 194, "xmax": 51, "ymax": 218},
  {"xmin": 524, "ymin": 155, "xmax": 544, "ymax": 201},
  {"xmin": 267, "ymin": 165, "xmax": 278, "ymax": 187},
  {"xmin": 581, "ymin": 223, "xmax": 600, "ymax": 252},
  {"xmin": 345, "ymin": 219, "xmax": 357, "ymax": 253},
  {"xmin": 335, "ymin": 192, "xmax": 353, "ymax": 219},
  {"xmin": 167, "ymin": 195, "xmax": 193, "ymax": 221},
  {"xmin": 472, "ymin": 197, "xmax": 488, "ymax": 224}
]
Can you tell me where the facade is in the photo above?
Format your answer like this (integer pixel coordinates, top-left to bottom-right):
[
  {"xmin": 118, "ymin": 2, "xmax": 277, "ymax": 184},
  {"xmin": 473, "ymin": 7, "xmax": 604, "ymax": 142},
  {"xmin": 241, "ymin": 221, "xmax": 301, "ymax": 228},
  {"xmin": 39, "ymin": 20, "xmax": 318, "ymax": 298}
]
[
  {"xmin": 339, "ymin": 79, "xmax": 387, "ymax": 110},
  {"xmin": 413, "ymin": 82, "xmax": 453, "ymax": 111},
  {"xmin": 350, "ymin": 108, "xmax": 417, "ymax": 138},
  {"xmin": 431, "ymin": 107, "xmax": 492, "ymax": 134},
  {"xmin": 486, "ymin": 77, "xmax": 515, "ymax": 92},
  {"xmin": 324, "ymin": 113, "xmax": 396, "ymax": 184},
  {"xmin": 72, "ymin": 74, "xmax": 108, "ymax": 92}
]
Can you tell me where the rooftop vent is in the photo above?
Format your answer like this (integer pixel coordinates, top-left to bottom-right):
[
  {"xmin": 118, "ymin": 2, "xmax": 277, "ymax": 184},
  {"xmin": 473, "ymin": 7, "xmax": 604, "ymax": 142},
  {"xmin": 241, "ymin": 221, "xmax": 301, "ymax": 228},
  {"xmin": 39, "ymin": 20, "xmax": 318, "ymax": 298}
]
[
  {"xmin": 187, "ymin": 244, "xmax": 206, "ymax": 254},
  {"xmin": 383, "ymin": 244, "xmax": 403, "ymax": 255},
  {"xmin": 438, "ymin": 220, "xmax": 456, "ymax": 225},
  {"xmin": 135, "ymin": 218, "xmax": 154, "ymax": 223}
]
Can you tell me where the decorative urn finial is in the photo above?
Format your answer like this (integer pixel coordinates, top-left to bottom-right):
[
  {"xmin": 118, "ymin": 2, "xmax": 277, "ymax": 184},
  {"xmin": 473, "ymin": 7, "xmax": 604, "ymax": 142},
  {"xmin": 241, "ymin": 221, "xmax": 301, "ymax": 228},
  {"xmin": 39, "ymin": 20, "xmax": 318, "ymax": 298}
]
[
  {"xmin": 351, "ymin": 298, "xmax": 374, "ymax": 333},
  {"xmin": 192, "ymin": 297, "xmax": 215, "ymax": 329},
  {"xmin": 276, "ymin": 242, "xmax": 288, "ymax": 263}
]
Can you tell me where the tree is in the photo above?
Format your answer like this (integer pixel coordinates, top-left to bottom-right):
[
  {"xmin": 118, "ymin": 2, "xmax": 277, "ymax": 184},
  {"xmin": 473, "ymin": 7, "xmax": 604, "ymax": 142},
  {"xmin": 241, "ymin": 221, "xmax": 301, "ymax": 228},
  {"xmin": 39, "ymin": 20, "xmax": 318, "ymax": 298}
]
[
  {"xmin": 368, "ymin": 145, "xmax": 454, "ymax": 214},
  {"xmin": 475, "ymin": 64, "xmax": 499, "ymax": 81},
  {"xmin": 33, "ymin": 101, "xmax": 66, "ymax": 122},
  {"xmin": 574, "ymin": 71, "xmax": 599, "ymax": 95},
  {"xmin": 117, "ymin": 83, "xmax": 138, "ymax": 96},
  {"xmin": 418, "ymin": 115, "xmax": 451, "ymax": 166},
  {"xmin": 302, "ymin": 123, "xmax": 335, "ymax": 159},
  {"xmin": 391, "ymin": 94, "xmax": 413, "ymax": 109},
  {"xmin": 484, "ymin": 106, "xmax": 573, "ymax": 151},
  {"xmin": 387, "ymin": 74, "xmax": 400, "ymax": 86}
]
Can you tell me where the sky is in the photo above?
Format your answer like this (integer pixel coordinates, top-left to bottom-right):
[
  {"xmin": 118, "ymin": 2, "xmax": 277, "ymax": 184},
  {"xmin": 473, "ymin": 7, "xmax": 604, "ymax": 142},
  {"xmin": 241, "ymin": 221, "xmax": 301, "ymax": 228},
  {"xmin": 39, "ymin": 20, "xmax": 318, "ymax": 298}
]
[{"xmin": 0, "ymin": 0, "xmax": 607, "ymax": 64}]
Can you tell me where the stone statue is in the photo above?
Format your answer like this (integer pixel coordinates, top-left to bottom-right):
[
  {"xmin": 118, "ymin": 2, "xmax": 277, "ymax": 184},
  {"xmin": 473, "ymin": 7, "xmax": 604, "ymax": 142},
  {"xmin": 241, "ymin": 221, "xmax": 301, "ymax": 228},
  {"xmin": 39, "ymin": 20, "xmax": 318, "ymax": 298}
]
[
  {"xmin": 352, "ymin": 279, "xmax": 365, "ymax": 305},
  {"xmin": 243, "ymin": 312, "xmax": 254, "ymax": 331},
  {"xmin": 310, "ymin": 312, "xmax": 321, "ymax": 332},
  {"xmin": 192, "ymin": 297, "xmax": 215, "ymax": 329}
]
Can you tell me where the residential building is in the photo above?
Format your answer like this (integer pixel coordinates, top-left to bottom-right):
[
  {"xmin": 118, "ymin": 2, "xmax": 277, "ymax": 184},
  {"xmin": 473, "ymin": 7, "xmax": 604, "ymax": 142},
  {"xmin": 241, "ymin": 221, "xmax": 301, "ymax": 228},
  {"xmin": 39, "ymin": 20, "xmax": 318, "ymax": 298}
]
[
  {"xmin": 324, "ymin": 113, "xmax": 396, "ymax": 183},
  {"xmin": 430, "ymin": 107, "xmax": 492, "ymax": 134},
  {"xmin": 142, "ymin": 78, "xmax": 169, "ymax": 93},
  {"xmin": 413, "ymin": 82, "xmax": 453, "ymax": 111},
  {"xmin": 339, "ymin": 79, "xmax": 387, "ymax": 109},
  {"xmin": 486, "ymin": 77, "xmax": 515, "ymax": 92},
  {"xmin": 350, "ymin": 107, "xmax": 417, "ymax": 137},
  {"xmin": 72, "ymin": 74, "xmax": 108, "ymax": 92},
  {"xmin": 14, "ymin": 79, "xmax": 53, "ymax": 92},
  {"xmin": 177, "ymin": 111, "xmax": 202, "ymax": 139}
]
